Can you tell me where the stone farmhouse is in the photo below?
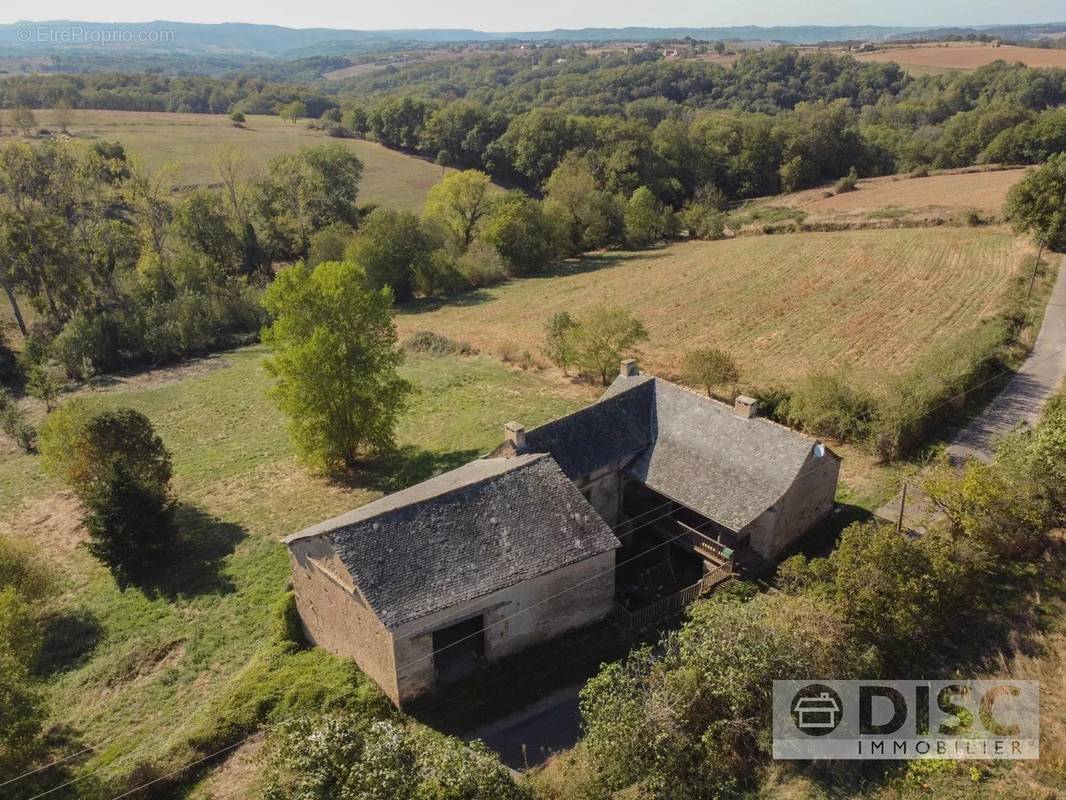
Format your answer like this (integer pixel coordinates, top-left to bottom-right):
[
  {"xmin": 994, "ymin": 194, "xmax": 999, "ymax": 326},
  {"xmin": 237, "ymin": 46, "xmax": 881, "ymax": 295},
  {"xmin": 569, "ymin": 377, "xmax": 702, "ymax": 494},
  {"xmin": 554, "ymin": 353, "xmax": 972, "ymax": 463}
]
[{"xmin": 284, "ymin": 361, "xmax": 840, "ymax": 705}]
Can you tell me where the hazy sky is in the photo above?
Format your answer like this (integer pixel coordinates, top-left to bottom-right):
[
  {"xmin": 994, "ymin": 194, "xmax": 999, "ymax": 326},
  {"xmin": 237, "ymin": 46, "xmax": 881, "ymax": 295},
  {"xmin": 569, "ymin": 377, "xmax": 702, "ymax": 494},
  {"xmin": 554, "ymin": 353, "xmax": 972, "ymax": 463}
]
[{"xmin": 4, "ymin": 0, "xmax": 1063, "ymax": 31}]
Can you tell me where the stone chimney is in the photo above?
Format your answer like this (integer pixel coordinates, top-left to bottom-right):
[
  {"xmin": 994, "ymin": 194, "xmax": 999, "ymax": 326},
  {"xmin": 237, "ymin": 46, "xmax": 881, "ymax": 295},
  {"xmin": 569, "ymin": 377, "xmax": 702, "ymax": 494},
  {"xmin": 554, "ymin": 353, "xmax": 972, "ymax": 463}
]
[
  {"xmin": 734, "ymin": 395, "xmax": 758, "ymax": 419},
  {"xmin": 503, "ymin": 421, "xmax": 526, "ymax": 449},
  {"xmin": 620, "ymin": 359, "xmax": 639, "ymax": 377}
]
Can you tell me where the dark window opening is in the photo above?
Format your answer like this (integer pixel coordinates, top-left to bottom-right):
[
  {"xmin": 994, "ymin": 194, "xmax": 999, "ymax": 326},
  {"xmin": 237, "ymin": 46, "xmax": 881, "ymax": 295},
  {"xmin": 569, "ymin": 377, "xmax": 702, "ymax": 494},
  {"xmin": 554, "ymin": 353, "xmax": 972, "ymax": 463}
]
[{"xmin": 432, "ymin": 614, "xmax": 485, "ymax": 684}]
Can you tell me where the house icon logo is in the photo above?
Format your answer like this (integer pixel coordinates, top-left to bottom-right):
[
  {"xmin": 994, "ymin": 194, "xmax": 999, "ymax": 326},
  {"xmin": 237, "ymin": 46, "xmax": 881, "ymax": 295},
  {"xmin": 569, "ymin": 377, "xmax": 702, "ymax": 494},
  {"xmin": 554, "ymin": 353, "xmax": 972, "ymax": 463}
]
[{"xmin": 791, "ymin": 685, "xmax": 843, "ymax": 735}]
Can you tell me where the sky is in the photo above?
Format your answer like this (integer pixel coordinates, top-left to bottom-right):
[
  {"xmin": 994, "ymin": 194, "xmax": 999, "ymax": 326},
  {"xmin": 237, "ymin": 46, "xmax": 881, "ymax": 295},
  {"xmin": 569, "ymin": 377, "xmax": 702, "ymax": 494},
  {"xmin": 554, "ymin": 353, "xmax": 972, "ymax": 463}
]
[{"xmin": 3, "ymin": 0, "xmax": 1063, "ymax": 31}]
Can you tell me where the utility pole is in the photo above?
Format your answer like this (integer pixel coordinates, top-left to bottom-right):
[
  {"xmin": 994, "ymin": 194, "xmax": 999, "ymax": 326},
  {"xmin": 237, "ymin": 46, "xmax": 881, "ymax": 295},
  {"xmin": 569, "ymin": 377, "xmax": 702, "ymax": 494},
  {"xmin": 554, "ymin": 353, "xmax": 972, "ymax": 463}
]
[
  {"xmin": 896, "ymin": 483, "xmax": 908, "ymax": 535},
  {"xmin": 1027, "ymin": 240, "xmax": 1044, "ymax": 299}
]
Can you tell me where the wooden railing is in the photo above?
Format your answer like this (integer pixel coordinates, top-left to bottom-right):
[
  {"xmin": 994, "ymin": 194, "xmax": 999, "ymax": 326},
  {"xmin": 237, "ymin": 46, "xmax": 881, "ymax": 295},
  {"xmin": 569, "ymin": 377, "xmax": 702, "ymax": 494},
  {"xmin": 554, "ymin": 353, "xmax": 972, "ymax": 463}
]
[
  {"xmin": 676, "ymin": 520, "xmax": 732, "ymax": 564},
  {"xmin": 615, "ymin": 561, "xmax": 734, "ymax": 630}
]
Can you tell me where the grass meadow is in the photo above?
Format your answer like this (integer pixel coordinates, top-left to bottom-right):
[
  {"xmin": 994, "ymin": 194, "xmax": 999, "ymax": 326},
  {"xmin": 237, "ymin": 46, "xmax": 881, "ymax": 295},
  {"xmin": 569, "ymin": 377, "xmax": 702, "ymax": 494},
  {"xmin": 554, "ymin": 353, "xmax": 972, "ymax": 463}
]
[
  {"xmin": 18, "ymin": 109, "xmax": 453, "ymax": 211},
  {"xmin": 0, "ymin": 346, "xmax": 590, "ymax": 795}
]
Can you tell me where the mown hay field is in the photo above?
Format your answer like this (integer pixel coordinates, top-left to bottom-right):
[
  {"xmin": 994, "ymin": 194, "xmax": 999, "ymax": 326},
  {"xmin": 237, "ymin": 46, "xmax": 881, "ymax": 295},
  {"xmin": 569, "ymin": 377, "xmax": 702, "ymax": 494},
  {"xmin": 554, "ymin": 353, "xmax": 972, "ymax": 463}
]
[
  {"xmin": 770, "ymin": 167, "xmax": 1028, "ymax": 221},
  {"xmin": 20, "ymin": 109, "xmax": 452, "ymax": 211},
  {"xmin": 397, "ymin": 227, "xmax": 1031, "ymax": 390},
  {"xmin": 856, "ymin": 43, "xmax": 1066, "ymax": 72}
]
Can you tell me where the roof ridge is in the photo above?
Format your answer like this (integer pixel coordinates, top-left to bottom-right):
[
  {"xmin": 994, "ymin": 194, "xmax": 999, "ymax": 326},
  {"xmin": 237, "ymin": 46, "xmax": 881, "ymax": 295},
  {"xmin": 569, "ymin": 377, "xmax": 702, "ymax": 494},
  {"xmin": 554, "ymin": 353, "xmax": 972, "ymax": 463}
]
[{"xmin": 283, "ymin": 453, "xmax": 550, "ymax": 544}]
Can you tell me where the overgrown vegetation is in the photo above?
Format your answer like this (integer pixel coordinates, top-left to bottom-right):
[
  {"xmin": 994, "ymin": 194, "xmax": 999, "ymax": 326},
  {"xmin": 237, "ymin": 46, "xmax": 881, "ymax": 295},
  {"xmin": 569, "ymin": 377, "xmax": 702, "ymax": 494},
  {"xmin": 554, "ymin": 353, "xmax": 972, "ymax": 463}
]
[{"xmin": 531, "ymin": 396, "xmax": 1066, "ymax": 800}]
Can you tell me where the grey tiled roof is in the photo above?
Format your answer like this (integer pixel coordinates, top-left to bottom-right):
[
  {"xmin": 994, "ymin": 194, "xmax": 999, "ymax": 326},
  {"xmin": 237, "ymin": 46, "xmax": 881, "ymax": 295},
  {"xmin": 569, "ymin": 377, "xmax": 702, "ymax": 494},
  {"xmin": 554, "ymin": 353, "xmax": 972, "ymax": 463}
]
[
  {"xmin": 528, "ymin": 374, "xmax": 832, "ymax": 531},
  {"xmin": 521, "ymin": 379, "xmax": 655, "ymax": 478},
  {"xmin": 286, "ymin": 454, "xmax": 619, "ymax": 630}
]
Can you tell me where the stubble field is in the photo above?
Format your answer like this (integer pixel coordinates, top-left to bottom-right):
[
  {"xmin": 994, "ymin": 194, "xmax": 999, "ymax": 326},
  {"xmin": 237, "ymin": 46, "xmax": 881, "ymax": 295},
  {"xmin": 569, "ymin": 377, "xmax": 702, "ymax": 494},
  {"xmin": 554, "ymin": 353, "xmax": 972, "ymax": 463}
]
[{"xmin": 397, "ymin": 227, "xmax": 1031, "ymax": 390}]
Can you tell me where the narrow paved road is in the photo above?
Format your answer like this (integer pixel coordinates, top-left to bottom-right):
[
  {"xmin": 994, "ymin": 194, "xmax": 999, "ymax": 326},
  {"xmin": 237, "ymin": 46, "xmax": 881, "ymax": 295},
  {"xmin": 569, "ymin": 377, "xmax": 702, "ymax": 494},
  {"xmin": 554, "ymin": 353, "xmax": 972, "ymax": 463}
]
[
  {"xmin": 466, "ymin": 685, "xmax": 582, "ymax": 770},
  {"xmin": 948, "ymin": 255, "xmax": 1066, "ymax": 462}
]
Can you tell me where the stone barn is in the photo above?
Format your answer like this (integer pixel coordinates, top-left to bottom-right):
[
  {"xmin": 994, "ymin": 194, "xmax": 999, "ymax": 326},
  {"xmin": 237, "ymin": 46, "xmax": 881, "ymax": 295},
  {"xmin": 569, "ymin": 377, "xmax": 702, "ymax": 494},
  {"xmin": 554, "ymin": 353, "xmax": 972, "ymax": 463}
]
[
  {"xmin": 285, "ymin": 360, "xmax": 840, "ymax": 704},
  {"xmin": 284, "ymin": 454, "xmax": 620, "ymax": 706}
]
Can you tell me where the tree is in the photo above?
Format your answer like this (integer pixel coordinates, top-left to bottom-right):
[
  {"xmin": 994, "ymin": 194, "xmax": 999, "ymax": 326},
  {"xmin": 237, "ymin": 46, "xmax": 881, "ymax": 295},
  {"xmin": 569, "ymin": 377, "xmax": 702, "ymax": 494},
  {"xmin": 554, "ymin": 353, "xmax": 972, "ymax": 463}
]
[
  {"xmin": 543, "ymin": 153, "xmax": 621, "ymax": 254},
  {"xmin": 780, "ymin": 521, "xmax": 968, "ymax": 670},
  {"xmin": 344, "ymin": 208, "xmax": 432, "ymax": 302},
  {"xmin": 543, "ymin": 310, "xmax": 577, "ymax": 374},
  {"xmin": 422, "ymin": 170, "xmax": 495, "ymax": 254},
  {"xmin": 263, "ymin": 714, "xmax": 524, "ymax": 800},
  {"xmin": 27, "ymin": 365, "xmax": 63, "ymax": 412},
  {"xmin": 229, "ymin": 110, "xmax": 246, "ymax": 126},
  {"xmin": 11, "ymin": 107, "xmax": 36, "ymax": 136},
  {"xmin": 53, "ymin": 99, "xmax": 74, "ymax": 134},
  {"xmin": 681, "ymin": 347, "xmax": 740, "ymax": 399},
  {"xmin": 569, "ymin": 307, "xmax": 648, "ymax": 385},
  {"xmin": 61, "ymin": 409, "xmax": 176, "ymax": 582},
  {"xmin": 262, "ymin": 260, "xmax": 411, "ymax": 471},
  {"xmin": 278, "ymin": 100, "xmax": 307, "ymax": 124},
  {"xmin": 1005, "ymin": 154, "xmax": 1066, "ymax": 294},
  {"xmin": 623, "ymin": 185, "xmax": 670, "ymax": 248},
  {"xmin": 481, "ymin": 192, "xmax": 563, "ymax": 275}
]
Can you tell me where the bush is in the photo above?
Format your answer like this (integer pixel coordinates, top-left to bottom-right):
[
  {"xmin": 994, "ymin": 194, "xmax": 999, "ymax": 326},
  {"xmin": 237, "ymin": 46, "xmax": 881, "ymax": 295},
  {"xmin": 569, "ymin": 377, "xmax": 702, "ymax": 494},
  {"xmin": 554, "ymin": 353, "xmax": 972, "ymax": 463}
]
[
  {"xmin": 786, "ymin": 371, "xmax": 874, "ymax": 442},
  {"xmin": 909, "ymin": 166, "xmax": 930, "ymax": 178},
  {"xmin": 834, "ymin": 166, "xmax": 859, "ymax": 194},
  {"xmin": 869, "ymin": 319, "xmax": 1011, "ymax": 460},
  {"xmin": 402, "ymin": 330, "xmax": 472, "ymax": 356},
  {"xmin": 411, "ymin": 250, "xmax": 469, "ymax": 296},
  {"xmin": 0, "ymin": 390, "xmax": 35, "ymax": 452},
  {"xmin": 455, "ymin": 240, "xmax": 507, "ymax": 288},
  {"xmin": 38, "ymin": 398, "xmax": 96, "ymax": 480},
  {"xmin": 964, "ymin": 207, "xmax": 984, "ymax": 226}
]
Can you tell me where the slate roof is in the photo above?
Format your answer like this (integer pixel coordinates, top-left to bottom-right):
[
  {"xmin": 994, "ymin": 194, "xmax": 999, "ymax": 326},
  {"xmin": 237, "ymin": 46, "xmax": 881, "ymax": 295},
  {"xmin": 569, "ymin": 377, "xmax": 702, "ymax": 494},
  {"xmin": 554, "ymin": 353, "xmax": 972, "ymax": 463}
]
[
  {"xmin": 522, "ymin": 379, "xmax": 655, "ymax": 479},
  {"xmin": 284, "ymin": 454, "xmax": 619, "ymax": 631},
  {"xmin": 523, "ymin": 374, "xmax": 833, "ymax": 531}
]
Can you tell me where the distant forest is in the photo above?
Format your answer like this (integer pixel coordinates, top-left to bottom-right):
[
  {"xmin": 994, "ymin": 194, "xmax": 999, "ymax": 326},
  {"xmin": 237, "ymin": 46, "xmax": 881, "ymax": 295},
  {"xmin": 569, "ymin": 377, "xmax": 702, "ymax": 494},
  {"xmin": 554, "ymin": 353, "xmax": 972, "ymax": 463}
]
[{"xmin": 3, "ymin": 48, "xmax": 1066, "ymax": 205}]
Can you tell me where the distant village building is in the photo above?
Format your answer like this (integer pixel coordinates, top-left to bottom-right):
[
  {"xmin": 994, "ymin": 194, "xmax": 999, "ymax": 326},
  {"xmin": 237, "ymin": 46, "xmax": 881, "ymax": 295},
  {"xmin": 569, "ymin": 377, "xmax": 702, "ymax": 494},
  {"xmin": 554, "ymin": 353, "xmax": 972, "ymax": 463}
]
[{"xmin": 285, "ymin": 362, "xmax": 840, "ymax": 705}]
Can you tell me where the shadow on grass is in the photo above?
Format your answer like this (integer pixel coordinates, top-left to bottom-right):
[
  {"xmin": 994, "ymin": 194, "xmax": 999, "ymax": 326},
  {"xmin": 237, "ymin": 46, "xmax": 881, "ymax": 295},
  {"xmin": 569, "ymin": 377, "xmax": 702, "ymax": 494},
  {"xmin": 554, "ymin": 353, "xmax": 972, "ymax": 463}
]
[
  {"xmin": 34, "ymin": 608, "xmax": 105, "ymax": 677},
  {"xmin": 129, "ymin": 505, "xmax": 247, "ymax": 601},
  {"xmin": 340, "ymin": 445, "xmax": 483, "ymax": 495},
  {"xmin": 397, "ymin": 250, "xmax": 664, "ymax": 317}
]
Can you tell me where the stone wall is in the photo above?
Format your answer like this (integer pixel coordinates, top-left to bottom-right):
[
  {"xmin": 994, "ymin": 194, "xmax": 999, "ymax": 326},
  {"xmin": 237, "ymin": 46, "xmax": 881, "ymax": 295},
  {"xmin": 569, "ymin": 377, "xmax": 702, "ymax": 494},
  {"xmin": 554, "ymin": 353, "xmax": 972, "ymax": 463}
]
[
  {"xmin": 287, "ymin": 536, "xmax": 401, "ymax": 703},
  {"xmin": 744, "ymin": 446, "xmax": 840, "ymax": 560},
  {"xmin": 391, "ymin": 549, "xmax": 617, "ymax": 704}
]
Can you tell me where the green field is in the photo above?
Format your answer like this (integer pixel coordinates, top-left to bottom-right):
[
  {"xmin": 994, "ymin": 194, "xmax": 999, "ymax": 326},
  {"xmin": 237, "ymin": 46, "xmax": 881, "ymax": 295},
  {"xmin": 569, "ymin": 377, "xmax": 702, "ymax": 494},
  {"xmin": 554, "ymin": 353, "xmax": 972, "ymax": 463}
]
[
  {"xmin": 21, "ymin": 109, "xmax": 453, "ymax": 212},
  {"xmin": 397, "ymin": 227, "xmax": 1031, "ymax": 390},
  {"xmin": 0, "ymin": 346, "xmax": 590, "ymax": 793}
]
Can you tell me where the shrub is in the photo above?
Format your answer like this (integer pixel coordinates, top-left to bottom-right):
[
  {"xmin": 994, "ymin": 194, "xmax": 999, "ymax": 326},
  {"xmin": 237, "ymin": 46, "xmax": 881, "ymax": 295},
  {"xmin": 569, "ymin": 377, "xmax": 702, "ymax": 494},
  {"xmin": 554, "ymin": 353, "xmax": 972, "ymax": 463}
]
[
  {"xmin": 38, "ymin": 398, "xmax": 96, "ymax": 481},
  {"xmin": 909, "ymin": 166, "xmax": 930, "ymax": 178},
  {"xmin": 681, "ymin": 347, "xmax": 740, "ymax": 399},
  {"xmin": 833, "ymin": 166, "xmax": 859, "ymax": 194},
  {"xmin": 455, "ymin": 240, "xmax": 507, "ymax": 288},
  {"xmin": 411, "ymin": 250, "xmax": 469, "ymax": 296},
  {"xmin": 543, "ymin": 310, "xmax": 577, "ymax": 374},
  {"xmin": 495, "ymin": 341, "xmax": 519, "ymax": 363},
  {"xmin": 569, "ymin": 307, "xmax": 648, "ymax": 385},
  {"xmin": 786, "ymin": 371, "xmax": 874, "ymax": 441},
  {"xmin": 964, "ymin": 207, "xmax": 984, "ymax": 226},
  {"xmin": 0, "ymin": 390, "xmax": 35, "ymax": 452},
  {"xmin": 402, "ymin": 330, "xmax": 472, "ymax": 356}
]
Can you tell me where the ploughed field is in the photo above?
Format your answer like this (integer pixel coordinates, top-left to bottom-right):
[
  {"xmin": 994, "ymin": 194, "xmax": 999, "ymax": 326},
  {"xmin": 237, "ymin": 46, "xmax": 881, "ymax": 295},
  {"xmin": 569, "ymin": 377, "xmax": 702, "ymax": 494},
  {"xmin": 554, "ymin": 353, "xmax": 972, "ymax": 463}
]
[
  {"xmin": 24, "ymin": 109, "xmax": 451, "ymax": 211},
  {"xmin": 397, "ymin": 227, "xmax": 1030, "ymax": 390}
]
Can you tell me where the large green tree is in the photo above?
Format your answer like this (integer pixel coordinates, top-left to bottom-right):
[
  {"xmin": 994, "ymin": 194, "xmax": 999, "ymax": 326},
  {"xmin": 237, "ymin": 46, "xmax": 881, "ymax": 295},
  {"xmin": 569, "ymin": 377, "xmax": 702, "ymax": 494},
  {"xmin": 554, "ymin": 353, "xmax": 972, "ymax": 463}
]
[
  {"xmin": 344, "ymin": 208, "xmax": 433, "ymax": 303},
  {"xmin": 262, "ymin": 260, "xmax": 411, "ymax": 471},
  {"xmin": 422, "ymin": 169, "xmax": 495, "ymax": 254},
  {"xmin": 1005, "ymin": 152, "xmax": 1066, "ymax": 257},
  {"xmin": 569, "ymin": 306, "xmax": 648, "ymax": 385}
]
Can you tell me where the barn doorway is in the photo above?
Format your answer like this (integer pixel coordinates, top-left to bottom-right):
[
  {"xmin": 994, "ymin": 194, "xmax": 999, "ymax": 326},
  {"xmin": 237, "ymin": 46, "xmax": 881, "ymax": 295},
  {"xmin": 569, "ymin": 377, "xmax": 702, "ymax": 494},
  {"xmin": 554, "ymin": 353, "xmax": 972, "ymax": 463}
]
[{"xmin": 432, "ymin": 615, "xmax": 485, "ymax": 684}]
